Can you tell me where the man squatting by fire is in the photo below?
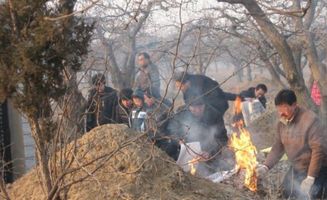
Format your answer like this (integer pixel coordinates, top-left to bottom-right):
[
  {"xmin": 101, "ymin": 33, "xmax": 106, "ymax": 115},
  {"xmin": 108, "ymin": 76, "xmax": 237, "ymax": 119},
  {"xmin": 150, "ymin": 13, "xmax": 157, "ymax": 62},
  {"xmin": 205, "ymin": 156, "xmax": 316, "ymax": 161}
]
[{"xmin": 256, "ymin": 89, "xmax": 327, "ymax": 199}]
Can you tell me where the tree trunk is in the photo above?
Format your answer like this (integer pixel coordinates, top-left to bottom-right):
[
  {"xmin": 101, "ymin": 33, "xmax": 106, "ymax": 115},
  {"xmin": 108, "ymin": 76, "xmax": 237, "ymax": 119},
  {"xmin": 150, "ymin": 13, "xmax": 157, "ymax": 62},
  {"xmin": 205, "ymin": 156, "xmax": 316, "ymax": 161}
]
[
  {"xmin": 28, "ymin": 117, "xmax": 53, "ymax": 198},
  {"xmin": 303, "ymin": 32, "xmax": 327, "ymax": 122},
  {"xmin": 246, "ymin": 65, "xmax": 252, "ymax": 81},
  {"xmin": 218, "ymin": 0, "xmax": 315, "ymax": 108}
]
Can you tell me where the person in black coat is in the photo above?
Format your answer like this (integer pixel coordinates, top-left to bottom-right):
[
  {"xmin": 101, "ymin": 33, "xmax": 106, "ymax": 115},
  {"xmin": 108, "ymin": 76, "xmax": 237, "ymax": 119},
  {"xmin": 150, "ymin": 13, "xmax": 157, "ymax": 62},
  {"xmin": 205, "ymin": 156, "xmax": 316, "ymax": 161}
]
[
  {"xmin": 85, "ymin": 73, "xmax": 118, "ymax": 132},
  {"xmin": 113, "ymin": 88, "xmax": 133, "ymax": 127},
  {"xmin": 174, "ymin": 72, "xmax": 229, "ymax": 118},
  {"xmin": 173, "ymin": 72, "xmax": 229, "ymax": 133},
  {"xmin": 166, "ymin": 95, "xmax": 228, "ymax": 164},
  {"xmin": 224, "ymin": 84, "xmax": 268, "ymax": 108}
]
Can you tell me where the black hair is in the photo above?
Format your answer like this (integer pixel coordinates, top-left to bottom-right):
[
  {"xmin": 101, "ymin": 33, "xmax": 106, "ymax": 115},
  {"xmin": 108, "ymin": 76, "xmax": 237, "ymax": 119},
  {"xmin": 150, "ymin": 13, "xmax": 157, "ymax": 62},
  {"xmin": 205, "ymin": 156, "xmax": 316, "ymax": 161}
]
[
  {"xmin": 275, "ymin": 89, "xmax": 297, "ymax": 106},
  {"xmin": 173, "ymin": 71, "xmax": 190, "ymax": 84},
  {"xmin": 256, "ymin": 84, "xmax": 268, "ymax": 93},
  {"xmin": 138, "ymin": 52, "xmax": 150, "ymax": 60},
  {"xmin": 92, "ymin": 73, "xmax": 106, "ymax": 85},
  {"xmin": 119, "ymin": 88, "xmax": 133, "ymax": 100}
]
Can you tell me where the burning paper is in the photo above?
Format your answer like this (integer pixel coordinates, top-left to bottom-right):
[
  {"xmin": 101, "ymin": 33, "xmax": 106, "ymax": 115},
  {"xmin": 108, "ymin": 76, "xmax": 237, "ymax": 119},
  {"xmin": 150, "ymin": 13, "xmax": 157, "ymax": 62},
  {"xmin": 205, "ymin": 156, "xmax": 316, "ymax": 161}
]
[
  {"xmin": 176, "ymin": 142, "xmax": 202, "ymax": 174},
  {"xmin": 206, "ymin": 167, "xmax": 238, "ymax": 183},
  {"xmin": 242, "ymin": 99, "xmax": 265, "ymax": 126}
]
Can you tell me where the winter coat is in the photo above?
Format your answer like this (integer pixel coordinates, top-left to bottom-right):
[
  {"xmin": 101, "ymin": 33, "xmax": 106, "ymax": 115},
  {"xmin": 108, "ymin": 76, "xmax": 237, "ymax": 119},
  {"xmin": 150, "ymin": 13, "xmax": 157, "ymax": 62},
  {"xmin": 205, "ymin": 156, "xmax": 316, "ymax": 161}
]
[
  {"xmin": 264, "ymin": 107, "xmax": 327, "ymax": 177},
  {"xmin": 113, "ymin": 101, "xmax": 132, "ymax": 127},
  {"xmin": 85, "ymin": 87, "xmax": 118, "ymax": 132},
  {"xmin": 134, "ymin": 63, "xmax": 161, "ymax": 99},
  {"xmin": 131, "ymin": 107, "xmax": 147, "ymax": 132}
]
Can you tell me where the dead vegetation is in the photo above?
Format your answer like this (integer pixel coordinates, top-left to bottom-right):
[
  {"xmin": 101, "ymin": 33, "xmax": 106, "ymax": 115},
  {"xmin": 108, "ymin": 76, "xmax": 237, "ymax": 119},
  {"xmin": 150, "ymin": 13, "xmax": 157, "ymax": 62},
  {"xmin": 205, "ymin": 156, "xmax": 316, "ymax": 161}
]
[{"xmin": 6, "ymin": 124, "xmax": 257, "ymax": 200}]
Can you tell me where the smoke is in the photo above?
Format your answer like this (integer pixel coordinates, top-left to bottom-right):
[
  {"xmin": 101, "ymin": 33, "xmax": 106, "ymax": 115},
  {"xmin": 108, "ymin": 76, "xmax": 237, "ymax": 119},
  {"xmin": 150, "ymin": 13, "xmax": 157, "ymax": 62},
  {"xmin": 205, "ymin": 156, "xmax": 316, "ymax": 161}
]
[{"xmin": 167, "ymin": 106, "xmax": 235, "ymax": 175}]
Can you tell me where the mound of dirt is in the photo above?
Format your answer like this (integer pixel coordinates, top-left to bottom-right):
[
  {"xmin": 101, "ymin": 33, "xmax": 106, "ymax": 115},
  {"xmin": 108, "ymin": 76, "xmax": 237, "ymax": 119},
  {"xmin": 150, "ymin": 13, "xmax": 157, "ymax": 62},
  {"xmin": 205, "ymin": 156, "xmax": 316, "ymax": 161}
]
[{"xmin": 7, "ymin": 124, "xmax": 256, "ymax": 200}]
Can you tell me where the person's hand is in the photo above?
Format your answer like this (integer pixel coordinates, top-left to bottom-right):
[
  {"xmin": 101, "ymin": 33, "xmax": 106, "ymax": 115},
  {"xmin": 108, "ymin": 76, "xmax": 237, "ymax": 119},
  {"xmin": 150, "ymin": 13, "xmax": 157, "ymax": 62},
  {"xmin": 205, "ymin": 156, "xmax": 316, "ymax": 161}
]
[
  {"xmin": 255, "ymin": 164, "xmax": 269, "ymax": 178},
  {"xmin": 200, "ymin": 152, "xmax": 210, "ymax": 160},
  {"xmin": 244, "ymin": 97, "xmax": 254, "ymax": 102},
  {"xmin": 301, "ymin": 176, "xmax": 315, "ymax": 195}
]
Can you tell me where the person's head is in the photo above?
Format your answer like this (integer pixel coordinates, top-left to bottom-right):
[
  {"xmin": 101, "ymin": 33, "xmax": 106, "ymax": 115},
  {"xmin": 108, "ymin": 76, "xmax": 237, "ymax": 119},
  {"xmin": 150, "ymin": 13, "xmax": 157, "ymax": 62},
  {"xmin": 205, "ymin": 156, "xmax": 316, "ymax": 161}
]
[
  {"xmin": 255, "ymin": 84, "xmax": 268, "ymax": 98},
  {"xmin": 275, "ymin": 89, "xmax": 297, "ymax": 120},
  {"xmin": 185, "ymin": 93, "xmax": 205, "ymax": 118},
  {"xmin": 144, "ymin": 90, "xmax": 155, "ymax": 107},
  {"xmin": 119, "ymin": 88, "xmax": 133, "ymax": 109},
  {"xmin": 132, "ymin": 89, "xmax": 144, "ymax": 108},
  {"xmin": 92, "ymin": 73, "xmax": 106, "ymax": 93},
  {"xmin": 137, "ymin": 52, "xmax": 151, "ymax": 68},
  {"xmin": 189, "ymin": 100, "xmax": 205, "ymax": 118},
  {"xmin": 174, "ymin": 72, "xmax": 190, "ymax": 93}
]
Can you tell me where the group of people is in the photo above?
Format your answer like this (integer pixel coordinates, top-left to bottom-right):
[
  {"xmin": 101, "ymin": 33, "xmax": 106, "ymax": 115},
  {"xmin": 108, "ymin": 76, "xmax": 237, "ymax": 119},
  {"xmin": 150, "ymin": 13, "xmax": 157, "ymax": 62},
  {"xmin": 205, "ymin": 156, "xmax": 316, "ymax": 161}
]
[{"xmin": 85, "ymin": 52, "xmax": 327, "ymax": 199}]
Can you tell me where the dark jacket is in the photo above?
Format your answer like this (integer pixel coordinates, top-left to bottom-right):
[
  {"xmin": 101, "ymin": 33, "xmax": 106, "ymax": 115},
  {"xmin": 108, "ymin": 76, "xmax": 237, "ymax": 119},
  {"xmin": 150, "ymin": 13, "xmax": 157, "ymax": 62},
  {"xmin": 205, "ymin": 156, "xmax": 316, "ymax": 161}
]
[
  {"xmin": 183, "ymin": 74, "xmax": 229, "ymax": 121},
  {"xmin": 264, "ymin": 107, "xmax": 327, "ymax": 177},
  {"xmin": 85, "ymin": 87, "xmax": 117, "ymax": 132},
  {"xmin": 134, "ymin": 63, "xmax": 161, "ymax": 99},
  {"xmin": 113, "ymin": 101, "xmax": 132, "ymax": 127},
  {"xmin": 225, "ymin": 87, "xmax": 267, "ymax": 108}
]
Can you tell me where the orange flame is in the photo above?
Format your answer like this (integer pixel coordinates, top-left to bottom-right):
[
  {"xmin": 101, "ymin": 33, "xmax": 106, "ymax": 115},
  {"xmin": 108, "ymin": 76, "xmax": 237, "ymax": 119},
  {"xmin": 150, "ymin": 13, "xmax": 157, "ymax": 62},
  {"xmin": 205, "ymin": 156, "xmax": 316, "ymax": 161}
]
[
  {"xmin": 230, "ymin": 96, "xmax": 258, "ymax": 191},
  {"xmin": 230, "ymin": 128, "xmax": 258, "ymax": 191},
  {"xmin": 188, "ymin": 157, "xmax": 200, "ymax": 175}
]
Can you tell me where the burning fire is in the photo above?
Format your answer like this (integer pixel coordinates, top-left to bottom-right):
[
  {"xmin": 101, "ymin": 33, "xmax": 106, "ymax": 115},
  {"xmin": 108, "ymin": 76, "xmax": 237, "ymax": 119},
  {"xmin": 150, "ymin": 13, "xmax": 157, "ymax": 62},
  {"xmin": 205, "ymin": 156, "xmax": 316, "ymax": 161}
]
[
  {"xmin": 229, "ymin": 97, "xmax": 258, "ymax": 192},
  {"xmin": 188, "ymin": 157, "xmax": 201, "ymax": 175}
]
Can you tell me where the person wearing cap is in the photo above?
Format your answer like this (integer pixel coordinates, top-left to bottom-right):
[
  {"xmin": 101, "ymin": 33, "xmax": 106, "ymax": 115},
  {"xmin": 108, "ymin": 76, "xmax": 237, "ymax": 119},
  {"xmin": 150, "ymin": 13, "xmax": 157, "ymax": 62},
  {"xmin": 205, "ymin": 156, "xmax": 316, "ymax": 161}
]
[
  {"xmin": 131, "ymin": 88, "xmax": 147, "ymax": 132},
  {"xmin": 256, "ymin": 89, "xmax": 327, "ymax": 199},
  {"xmin": 85, "ymin": 73, "xmax": 118, "ymax": 132},
  {"xmin": 113, "ymin": 88, "xmax": 133, "ymax": 126},
  {"xmin": 134, "ymin": 52, "xmax": 161, "ymax": 99}
]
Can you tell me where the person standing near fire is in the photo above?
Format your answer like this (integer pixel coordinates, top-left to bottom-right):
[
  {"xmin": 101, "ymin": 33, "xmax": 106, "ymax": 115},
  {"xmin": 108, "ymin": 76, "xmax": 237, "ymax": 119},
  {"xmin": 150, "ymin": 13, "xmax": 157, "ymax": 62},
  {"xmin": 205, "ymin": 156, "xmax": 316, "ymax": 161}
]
[
  {"xmin": 134, "ymin": 52, "xmax": 161, "ymax": 99},
  {"xmin": 256, "ymin": 89, "xmax": 327, "ymax": 199},
  {"xmin": 224, "ymin": 83, "xmax": 268, "ymax": 108},
  {"xmin": 173, "ymin": 71, "xmax": 229, "ymax": 136}
]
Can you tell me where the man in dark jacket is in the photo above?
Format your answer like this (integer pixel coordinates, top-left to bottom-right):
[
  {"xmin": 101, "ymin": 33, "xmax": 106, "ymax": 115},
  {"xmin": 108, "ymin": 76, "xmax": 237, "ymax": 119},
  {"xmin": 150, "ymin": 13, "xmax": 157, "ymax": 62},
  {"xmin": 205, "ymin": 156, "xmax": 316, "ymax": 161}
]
[
  {"xmin": 85, "ymin": 73, "xmax": 118, "ymax": 132},
  {"xmin": 114, "ymin": 88, "xmax": 133, "ymax": 127},
  {"xmin": 225, "ymin": 84, "xmax": 268, "ymax": 108},
  {"xmin": 134, "ymin": 52, "xmax": 161, "ymax": 99},
  {"xmin": 174, "ymin": 72, "xmax": 229, "ymax": 135},
  {"xmin": 256, "ymin": 89, "xmax": 327, "ymax": 199},
  {"xmin": 166, "ymin": 94, "xmax": 229, "ymax": 167}
]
